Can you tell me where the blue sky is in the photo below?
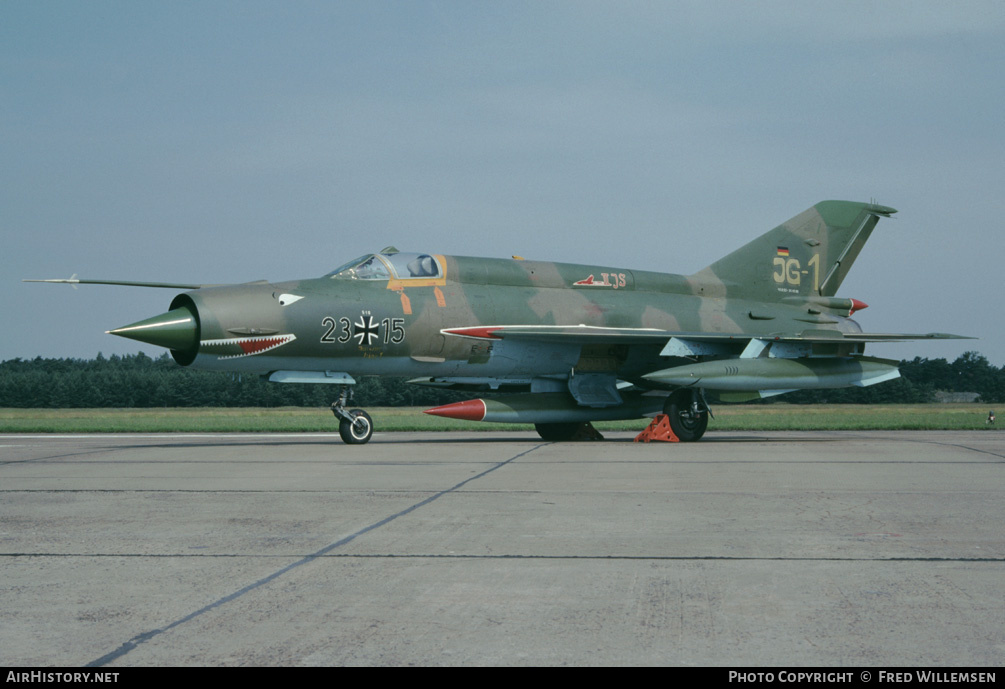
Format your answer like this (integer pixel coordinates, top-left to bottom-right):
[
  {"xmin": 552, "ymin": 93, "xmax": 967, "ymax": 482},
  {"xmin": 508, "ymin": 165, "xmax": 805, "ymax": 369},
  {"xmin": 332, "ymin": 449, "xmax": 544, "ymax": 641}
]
[{"xmin": 4, "ymin": 1, "xmax": 1003, "ymax": 364}]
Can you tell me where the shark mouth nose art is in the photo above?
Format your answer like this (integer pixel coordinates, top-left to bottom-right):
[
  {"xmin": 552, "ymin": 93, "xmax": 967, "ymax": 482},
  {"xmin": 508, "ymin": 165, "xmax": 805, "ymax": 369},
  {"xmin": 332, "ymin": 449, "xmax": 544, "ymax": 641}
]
[{"xmin": 200, "ymin": 334, "xmax": 297, "ymax": 359}]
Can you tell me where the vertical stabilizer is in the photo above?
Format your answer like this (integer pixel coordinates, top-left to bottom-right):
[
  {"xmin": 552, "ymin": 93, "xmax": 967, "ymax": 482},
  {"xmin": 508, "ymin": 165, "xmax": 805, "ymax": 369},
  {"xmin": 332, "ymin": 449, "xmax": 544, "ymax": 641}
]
[{"xmin": 690, "ymin": 200, "xmax": 896, "ymax": 300}]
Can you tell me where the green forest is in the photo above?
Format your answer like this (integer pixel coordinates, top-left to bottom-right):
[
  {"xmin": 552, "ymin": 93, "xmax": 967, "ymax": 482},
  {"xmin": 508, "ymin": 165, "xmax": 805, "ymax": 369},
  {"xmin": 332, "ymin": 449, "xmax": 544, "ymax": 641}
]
[{"xmin": 0, "ymin": 351, "xmax": 1002, "ymax": 408}]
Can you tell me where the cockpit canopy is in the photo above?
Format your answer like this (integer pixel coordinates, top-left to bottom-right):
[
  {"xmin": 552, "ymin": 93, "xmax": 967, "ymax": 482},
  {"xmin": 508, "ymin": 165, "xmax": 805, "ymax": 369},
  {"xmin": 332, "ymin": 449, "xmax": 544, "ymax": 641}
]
[{"xmin": 327, "ymin": 251, "xmax": 442, "ymax": 281}]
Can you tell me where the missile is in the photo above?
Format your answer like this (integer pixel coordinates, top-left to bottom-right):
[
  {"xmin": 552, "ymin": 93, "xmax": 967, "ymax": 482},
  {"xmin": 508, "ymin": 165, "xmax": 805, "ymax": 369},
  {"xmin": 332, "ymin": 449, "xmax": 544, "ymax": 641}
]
[
  {"xmin": 780, "ymin": 296, "xmax": 869, "ymax": 316},
  {"xmin": 642, "ymin": 356, "xmax": 900, "ymax": 391},
  {"xmin": 849, "ymin": 298, "xmax": 868, "ymax": 315},
  {"xmin": 425, "ymin": 392, "xmax": 663, "ymax": 424}
]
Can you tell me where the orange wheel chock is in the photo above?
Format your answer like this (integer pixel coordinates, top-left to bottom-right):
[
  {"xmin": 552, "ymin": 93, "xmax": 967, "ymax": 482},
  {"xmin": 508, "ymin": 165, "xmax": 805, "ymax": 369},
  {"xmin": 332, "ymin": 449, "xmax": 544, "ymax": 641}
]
[{"xmin": 634, "ymin": 414, "xmax": 680, "ymax": 443}]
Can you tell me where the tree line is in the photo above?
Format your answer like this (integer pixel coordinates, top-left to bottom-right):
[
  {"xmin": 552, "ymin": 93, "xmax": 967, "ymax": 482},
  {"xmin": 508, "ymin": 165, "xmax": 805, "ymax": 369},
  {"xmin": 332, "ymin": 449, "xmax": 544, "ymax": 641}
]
[{"xmin": 0, "ymin": 351, "xmax": 1001, "ymax": 408}]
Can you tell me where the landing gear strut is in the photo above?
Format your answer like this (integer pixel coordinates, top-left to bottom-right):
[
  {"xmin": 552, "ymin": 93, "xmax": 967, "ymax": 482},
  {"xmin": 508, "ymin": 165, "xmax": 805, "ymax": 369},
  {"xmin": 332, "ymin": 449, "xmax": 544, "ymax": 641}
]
[
  {"xmin": 663, "ymin": 388, "xmax": 710, "ymax": 442},
  {"xmin": 331, "ymin": 386, "xmax": 373, "ymax": 445}
]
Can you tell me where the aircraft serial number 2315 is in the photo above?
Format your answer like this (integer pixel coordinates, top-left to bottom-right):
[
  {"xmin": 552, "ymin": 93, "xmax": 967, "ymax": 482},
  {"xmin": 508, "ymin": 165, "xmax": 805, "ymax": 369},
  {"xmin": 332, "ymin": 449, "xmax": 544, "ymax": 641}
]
[{"xmin": 28, "ymin": 201, "xmax": 969, "ymax": 444}]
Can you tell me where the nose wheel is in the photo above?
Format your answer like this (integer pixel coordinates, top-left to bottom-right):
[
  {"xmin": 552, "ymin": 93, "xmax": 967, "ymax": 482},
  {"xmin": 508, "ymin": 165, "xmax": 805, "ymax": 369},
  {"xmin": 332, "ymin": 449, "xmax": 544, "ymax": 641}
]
[{"xmin": 331, "ymin": 387, "xmax": 374, "ymax": 444}]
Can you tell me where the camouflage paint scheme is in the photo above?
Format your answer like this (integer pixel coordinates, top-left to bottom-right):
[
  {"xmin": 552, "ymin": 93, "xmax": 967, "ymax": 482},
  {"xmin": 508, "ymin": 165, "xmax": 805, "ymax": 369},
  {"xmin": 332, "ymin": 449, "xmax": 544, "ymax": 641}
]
[{"xmin": 31, "ymin": 201, "xmax": 968, "ymax": 443}]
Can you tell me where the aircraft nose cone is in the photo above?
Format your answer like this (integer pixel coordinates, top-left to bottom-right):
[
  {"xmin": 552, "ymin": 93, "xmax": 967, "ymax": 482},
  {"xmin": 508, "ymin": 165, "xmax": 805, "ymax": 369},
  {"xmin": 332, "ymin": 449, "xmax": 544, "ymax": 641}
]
[{"xmin": 107, "ymin": 305, "xmax": 198, "ymax": 351}]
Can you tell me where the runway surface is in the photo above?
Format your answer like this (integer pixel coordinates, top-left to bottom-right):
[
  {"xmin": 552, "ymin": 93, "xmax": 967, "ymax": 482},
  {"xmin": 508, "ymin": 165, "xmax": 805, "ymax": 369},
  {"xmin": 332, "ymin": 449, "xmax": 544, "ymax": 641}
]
[{"xmin": 2, "ymin": 430, "xmax": 1003, "ymax": 666}]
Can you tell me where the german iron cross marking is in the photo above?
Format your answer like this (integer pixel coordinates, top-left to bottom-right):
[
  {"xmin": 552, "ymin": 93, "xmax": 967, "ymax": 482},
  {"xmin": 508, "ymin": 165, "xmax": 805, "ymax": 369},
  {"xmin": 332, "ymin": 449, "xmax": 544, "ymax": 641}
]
[{"xmin": 353, "ymin": 312, "xmax": 379, "ymax": 345}]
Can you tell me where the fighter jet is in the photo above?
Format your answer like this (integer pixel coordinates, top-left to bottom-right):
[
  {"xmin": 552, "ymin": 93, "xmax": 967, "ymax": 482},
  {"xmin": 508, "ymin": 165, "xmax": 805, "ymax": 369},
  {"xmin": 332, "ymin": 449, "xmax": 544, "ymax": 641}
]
[{"xmin": 27, "ymin": 201, "xmax": 968, "ymax": 444}]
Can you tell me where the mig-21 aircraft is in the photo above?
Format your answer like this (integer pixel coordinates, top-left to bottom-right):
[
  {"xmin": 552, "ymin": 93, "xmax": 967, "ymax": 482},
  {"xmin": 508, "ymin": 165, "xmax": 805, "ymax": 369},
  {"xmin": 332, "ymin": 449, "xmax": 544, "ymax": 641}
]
[{"xmin": 27, "ymin": 200, "xmax": 969, "ymax": 444}]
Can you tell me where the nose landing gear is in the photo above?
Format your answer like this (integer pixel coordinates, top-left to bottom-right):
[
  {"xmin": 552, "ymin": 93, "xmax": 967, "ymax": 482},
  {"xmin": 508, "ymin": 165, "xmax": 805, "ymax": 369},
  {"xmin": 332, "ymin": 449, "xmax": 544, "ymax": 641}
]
[{"xmin": 331, "ymin": 387, "xmax": 374, "ymax": 444}]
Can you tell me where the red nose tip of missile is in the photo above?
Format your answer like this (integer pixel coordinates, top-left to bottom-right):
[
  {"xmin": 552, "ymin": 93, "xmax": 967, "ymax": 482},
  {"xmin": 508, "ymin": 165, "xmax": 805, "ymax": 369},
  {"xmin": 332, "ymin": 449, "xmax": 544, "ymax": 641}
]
[
  {"xmin": 423, "ymin": 399, "xmax": 487, "ymax": 421},
  {"xmin": 849, "ymin": 299, "xmax": 869, "ymax": 315}
]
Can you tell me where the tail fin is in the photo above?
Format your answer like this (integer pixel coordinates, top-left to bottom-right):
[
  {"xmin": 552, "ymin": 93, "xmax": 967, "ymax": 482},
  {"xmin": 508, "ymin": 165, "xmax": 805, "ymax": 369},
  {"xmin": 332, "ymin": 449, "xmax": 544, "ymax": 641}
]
[{"xmin": 690, "ymin": 200, "xmax": 896, "ymax": 300}]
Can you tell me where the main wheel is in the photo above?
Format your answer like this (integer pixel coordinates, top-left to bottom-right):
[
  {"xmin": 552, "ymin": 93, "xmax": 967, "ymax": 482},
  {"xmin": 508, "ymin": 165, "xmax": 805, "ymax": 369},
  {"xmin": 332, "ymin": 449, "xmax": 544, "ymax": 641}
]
[
  {"xmin": 339, "ymin": 409, "xmax": 373, "ymax": 444},
  {"xmin": 535, "ymin": 422, "xmax": 582, "ymax": 441},
  {"xmin": 664, "ymin": 390, "xmax": 708, "ymax": 442}
]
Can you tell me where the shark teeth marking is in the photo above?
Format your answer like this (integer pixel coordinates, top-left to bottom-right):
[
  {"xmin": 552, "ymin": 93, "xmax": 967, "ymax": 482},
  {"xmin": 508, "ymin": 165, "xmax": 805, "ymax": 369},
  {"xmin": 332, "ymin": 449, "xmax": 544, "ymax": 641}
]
[{"xmin": 201, "ymin": 334, "xmax": 297, "ymax": 359}]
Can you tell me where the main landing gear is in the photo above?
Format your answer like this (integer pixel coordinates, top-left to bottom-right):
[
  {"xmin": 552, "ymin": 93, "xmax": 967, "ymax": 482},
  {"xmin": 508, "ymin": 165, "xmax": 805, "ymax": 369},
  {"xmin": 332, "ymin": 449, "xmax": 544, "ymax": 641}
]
[
  {"xmin": 663, "ymin": 388, "xmax": 709, "ymax": 442},
  {"xmin": 331, "ymin": 386, "xmax": 373, "ymax": 445}
]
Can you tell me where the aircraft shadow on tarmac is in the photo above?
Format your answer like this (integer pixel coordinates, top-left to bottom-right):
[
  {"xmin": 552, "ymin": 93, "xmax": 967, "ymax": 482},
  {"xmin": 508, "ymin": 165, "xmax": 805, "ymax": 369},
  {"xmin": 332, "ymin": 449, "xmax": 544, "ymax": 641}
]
[{"xmin": 122, "ymin": 432, "xmax": 852, "ymax": 451}]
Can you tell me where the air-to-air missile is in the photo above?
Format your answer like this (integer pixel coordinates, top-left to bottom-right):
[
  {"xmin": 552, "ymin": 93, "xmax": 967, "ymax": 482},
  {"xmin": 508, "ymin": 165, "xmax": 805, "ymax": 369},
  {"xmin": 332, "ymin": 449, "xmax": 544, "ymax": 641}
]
[{"xmin": 27, "ymin": 200, "xmax": 970, "ymax": 444}]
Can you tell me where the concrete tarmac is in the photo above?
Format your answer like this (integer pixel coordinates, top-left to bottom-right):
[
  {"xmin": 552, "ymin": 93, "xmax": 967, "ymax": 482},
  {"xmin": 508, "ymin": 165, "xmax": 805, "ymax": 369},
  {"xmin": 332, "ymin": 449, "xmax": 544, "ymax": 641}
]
[{"xmin": 1, "ymin": 430, "xmax": 1003, "ymax": 666}]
